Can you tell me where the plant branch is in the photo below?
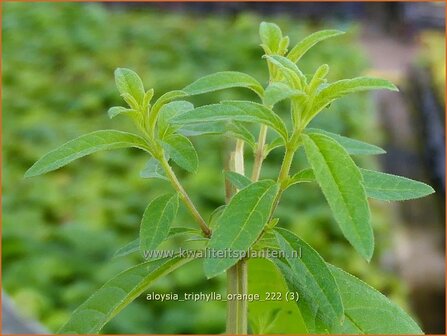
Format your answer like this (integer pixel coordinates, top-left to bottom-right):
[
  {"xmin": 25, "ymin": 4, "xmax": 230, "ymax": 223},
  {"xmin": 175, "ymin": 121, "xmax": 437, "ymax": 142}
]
[
  {"xmin": 159, "ymin": 155, "xmax": 211, "ymax": 237},
  {"xmin": 226, "ymin": 139, "xmax": 248, "ymax": 335}
]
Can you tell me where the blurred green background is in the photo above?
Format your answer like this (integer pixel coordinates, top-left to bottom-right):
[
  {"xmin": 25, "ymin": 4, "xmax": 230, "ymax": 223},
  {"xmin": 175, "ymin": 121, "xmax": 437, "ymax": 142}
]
[{"xmin": 2, "ymin": 2, "xmax": 445, "ymax": 334}]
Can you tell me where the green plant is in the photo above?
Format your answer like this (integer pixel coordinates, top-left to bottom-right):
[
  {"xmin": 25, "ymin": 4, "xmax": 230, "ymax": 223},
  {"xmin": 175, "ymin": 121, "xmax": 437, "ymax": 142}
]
[{"xmin": 25, "ymin": 21, "xmax": 434, "ymax": 334}]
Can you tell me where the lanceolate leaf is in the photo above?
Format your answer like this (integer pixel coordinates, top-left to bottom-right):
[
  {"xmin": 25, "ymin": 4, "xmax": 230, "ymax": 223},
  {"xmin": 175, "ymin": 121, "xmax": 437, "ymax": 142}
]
[
  {"xmin": 183, "ymin": 71, "xmax": 264, "ymax": 98},
  {"xmin": 361, "ymin": 169, "xmax": 435, "ymax": 201},
  {"xmin": 162, "ymin": 134, "xmax": 199, "ymax": 173},
  {"xmin": 287, "ymin": 30, "xmax": 345, "ymax": 63},
  {"xmin": 139, "ymin": 194, "xmax": 179, "ymax": 252},
  {"xmin": 274, "ymin": 228, "xmax": 344, "ymax": 329},
  {"xmin": 302, "ymin": 133, "xmax": 373, "ymax": 261},
  {"xmin": 113, "ymin": 227, "xmax": 202, "ymax": 259},
  {"xmin": 204, "ymin": 180, "xmax": 279, "ymax": 278},
  {"xmin": 328, "ymin": 264, "xmax": 423, "ymax": 334},
  {"xmin": 226, "ymin": 122, "xmax": 256, "ymax": 150},
  {"xmin": 179, "ymin": 122, "xmax": 227, "ymax": 136},
  {"xmin": 171, "ymin": 101, "xmax": 288, "ymax": 141},
  {"xmin": 107, "ymin": 106, "xmax": 137, "ymax": 119},
  {"xmin": 264, "ymin": 55, "xmax": 306, "ymax": 89},
  {"xmin": 59, "ymin": 256, "xmax": 192, "ymax": 334},
  {"xmin": 158, "ymin": 100, "xmax": 194, "ymax": 139},
  {"xmin": 306, "ymin": 128, "xmax": 386, "ymax": 155},
  {"xmin": 25, "ymin": 130, "xmax": 151, "ymax": 178},
  {"xmin": 225, "ymin": 171, "xmax": 252, "ymax": 190},
  {"xmin": 259, "ymin": 22, "xmax": 283, "ymax": 54},
  {"xmin": 248, "ymin": 258, "xmax": 307, "ymax": 334},
  {"xmin": 263, "ymin": 82, "xmax": 304, "ymax": 107},
  {"xmin": 311, "ymin": 77, "xmax": 398, "ymax": 119},
  {"xmin": 114, "ymin": 68, "xmax": 145, "ymax": 104}
]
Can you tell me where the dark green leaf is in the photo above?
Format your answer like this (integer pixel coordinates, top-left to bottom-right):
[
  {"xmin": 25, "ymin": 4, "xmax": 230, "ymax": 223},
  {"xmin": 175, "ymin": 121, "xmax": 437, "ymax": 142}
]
[
  {"xmin": 140, "ymin": 194, "xmax": 179, "ymax": 252},
  {"xmin": 306, "ymin": 128, "xmax": 386, "ymax": 155},
  {"xmin": 59, "ymin": 256, "xmax": 192, "ymax": 334},
  {"xmin": 328, "ymin": 264, "xmax": 423, "ymax": 334},
  {"xmin": 302, "ymin": 133, "xmax": 373, "ymax": 261},
  {"xmin": 287, "ymin": 168, "xmax": 315, "ymax": 187},
  {"xmin": 204, "ymin": 180, "xmax": 279, "ymax": 278},
  {"xmin": 274, "ymin": 228, "xmax": 344, "ymax": 330},
  {"xmin": 162, "ymin": 134, "xmax": 198, "ymax": 173},
  {"xmin": 361, "ymin": 169, "xmax": 435, "ymax": 201},
  {"xmin": 25, "ymin": 130, "xmax": 150, "ymax": 178}
]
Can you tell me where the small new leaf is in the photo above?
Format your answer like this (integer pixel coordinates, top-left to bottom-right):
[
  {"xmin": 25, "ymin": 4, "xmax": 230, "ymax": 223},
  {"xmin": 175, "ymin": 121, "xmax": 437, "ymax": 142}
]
[
  {"xmin": 361, "ymin": 169, "xmax": 435, "ymax": 201},
  {"xmin": 107, "ymin": 106, "xmax": 137, "ymax": 119},
  {"xmin": 140, "ymin": 194, "xmax": 179, "ymax": 252},
  {"xmin": 287, "ymin": 30, "xmax": 345, "ymax": 63},
  {"xmin": 263, "ymin": 82, "xmax": 304, "ymax": 107},
  {"xmin": 225, "ymin": 171, "xmax": 252, "ymax": 190},
  {"xmin": 25, "ymin": 130, "xmax": 151, "ymax": 178},
  {"xmin": 114, "ymin": 68, "xmax": 145, "ymax": 104},
  {"xmin": 259, "ymin": 22, "xmax": 283, "ymax": 54}
]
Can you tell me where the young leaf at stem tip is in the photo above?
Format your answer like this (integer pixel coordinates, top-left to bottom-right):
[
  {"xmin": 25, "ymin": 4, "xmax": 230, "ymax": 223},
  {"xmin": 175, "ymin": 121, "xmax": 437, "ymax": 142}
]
[
  {"xmin": 114, "ymin": 68, "xmax": 145, "ymax": 104},
  {"xmin": 302, "ymin": 133, "xmax": 373, "ymax": 261}
]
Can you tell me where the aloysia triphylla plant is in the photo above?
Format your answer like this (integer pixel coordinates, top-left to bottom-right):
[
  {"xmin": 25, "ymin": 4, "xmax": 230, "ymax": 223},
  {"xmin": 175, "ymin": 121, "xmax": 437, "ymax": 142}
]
[{"xmin": 26, "ymin": 22, "xmax": 433, "ymax": 334}]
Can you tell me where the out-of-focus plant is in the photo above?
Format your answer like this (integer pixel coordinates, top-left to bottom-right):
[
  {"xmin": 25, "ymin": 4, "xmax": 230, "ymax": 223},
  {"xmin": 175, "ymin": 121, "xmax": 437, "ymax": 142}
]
[{"xmin": 25, "ymin": 20, "xmax": 433, "ymax": 334}]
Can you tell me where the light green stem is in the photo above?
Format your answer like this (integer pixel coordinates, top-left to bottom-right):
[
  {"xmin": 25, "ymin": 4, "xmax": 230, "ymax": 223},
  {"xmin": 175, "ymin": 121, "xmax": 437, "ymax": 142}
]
[
  {"xmin": 159, "ymin": 156, "xmax": 211, "ymax": 237},
  {"xmin": 226, "ymin": 139, "xmax": 248, "ymax": 335}
]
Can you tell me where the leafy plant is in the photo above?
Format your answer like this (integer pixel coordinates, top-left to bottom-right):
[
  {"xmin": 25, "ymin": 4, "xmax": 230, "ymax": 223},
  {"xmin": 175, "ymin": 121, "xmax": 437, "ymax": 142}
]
[{"xmin": 25, "ymin": 21, "xmax": 434, "ymax": 334}]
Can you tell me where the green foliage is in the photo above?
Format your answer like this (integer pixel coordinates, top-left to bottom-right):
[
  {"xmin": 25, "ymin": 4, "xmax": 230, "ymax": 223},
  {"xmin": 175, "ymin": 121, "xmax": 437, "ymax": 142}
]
[
  {"xmin": 302, "ymin": 133, "xmax": 373, "ymax": 261},
  {"xmin": 224, "ymin": 171, "xmax": 252, "ymax": 190},
  {"xmin": 5, "ymin": 4, "xmax": 433, "ymax": 334},
  {"xmin": 59, "ymin": 256, "xmax": 192, "ymax": 334},
  {"xmin": 204, "ymin": 180, "xmax": 278, "ymax": 278},
  {"xmin": 24, "ymin": 130, "xmax": 151, "ymax": 178},
  {"xmin": 139, "ymin": 194, "xmax": 179, "ymax": 252},
  {"xmin": 328, "ymin": 264, "xmax": 423, "ymax": 334},
  {"xmin": 361, "ymin": 169, "xmax": 435, "ymax": 201},
  {"xmin": 274, "ymin": 228, "xmax": 343, "ymax": 330}
]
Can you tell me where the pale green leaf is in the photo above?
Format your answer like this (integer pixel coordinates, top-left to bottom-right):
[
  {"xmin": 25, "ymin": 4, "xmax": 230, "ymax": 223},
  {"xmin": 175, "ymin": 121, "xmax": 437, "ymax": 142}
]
[
  {"xmin": 142, "ymin": 89, "xmax": 154, "ymax": 109},
  {"xmin": 328, "ymin": 264, "xmax": 423, "ymax": 334},
  {"xmin": 204, "ymin": 180, "xmax": 279, "ymax": 278},
  {"xmin": 162, "ymin": 134, "xmax": 198, "ymax": 173},
  {"xmin": 149, "ymin": 90, "xmax": 188, "ymax": 131},
  {"xmin": 158, "ymin": 100, "xmax": 194, "ymax": 139},
  {"xmin": 224, "ymin": 171, "xmax": 252, "ymax": 190},
  {"xmin": 259, "ymin": 22, "xmax": 283, "ymax": 54},
  {"xmin": 140, "ymin": 194, "xmax": 179, "ymax": 252},
  {"xmin": 59, "ymin": 256, "xmax": 192, "ymax": 334},
  {"xmin": 302, "ymin": 133, "xmax": 373, "ymax": 261},
  {"xmin": 140, "ymin": 158, "xmax": 167, "ymax": 181},
  {"xmin": 25, "ymin": 130, "xmax": 150, "ymax": 178},
  {"xmin": 274, "ymin": 228, "xmax": 344, "ymax": 329},
  {"xmin": 264, "ymin": 55, "xmax": 306, "ymax": 89},
  {"xmin": 306, "ymin": 128, "xmax": 386, "ymax": 155},
  {"xmin": 287, "ymin": 30, "xmax": 345, "ymax": 63},
  {"xmin": 107, "ymin": 106, "xmax": 136, "ymax": 119},
  {"xmin": 248, "ymin": 258, "xmax": 307, "ymax": 334},
  {"xmin": 263, "ymin": 82, "xmax": 304, "ymax": 107},
  {"xmin": 114, "ymin": 68, "xmax": 145, "ymax": 104},
  {"xmin": 361, "ymin": 169, "xmax": 435, "ymax": 201},
  {"xmin": 171, "ymin": 101, "xmax": 288, "ymax": 141},
  {"xmin": 113, "ymin": 227, "xmax": 202, "ymax": 259},
  {"xmin": 183, "ymin": 71, "xmax": 264, "ymax": 98}
]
